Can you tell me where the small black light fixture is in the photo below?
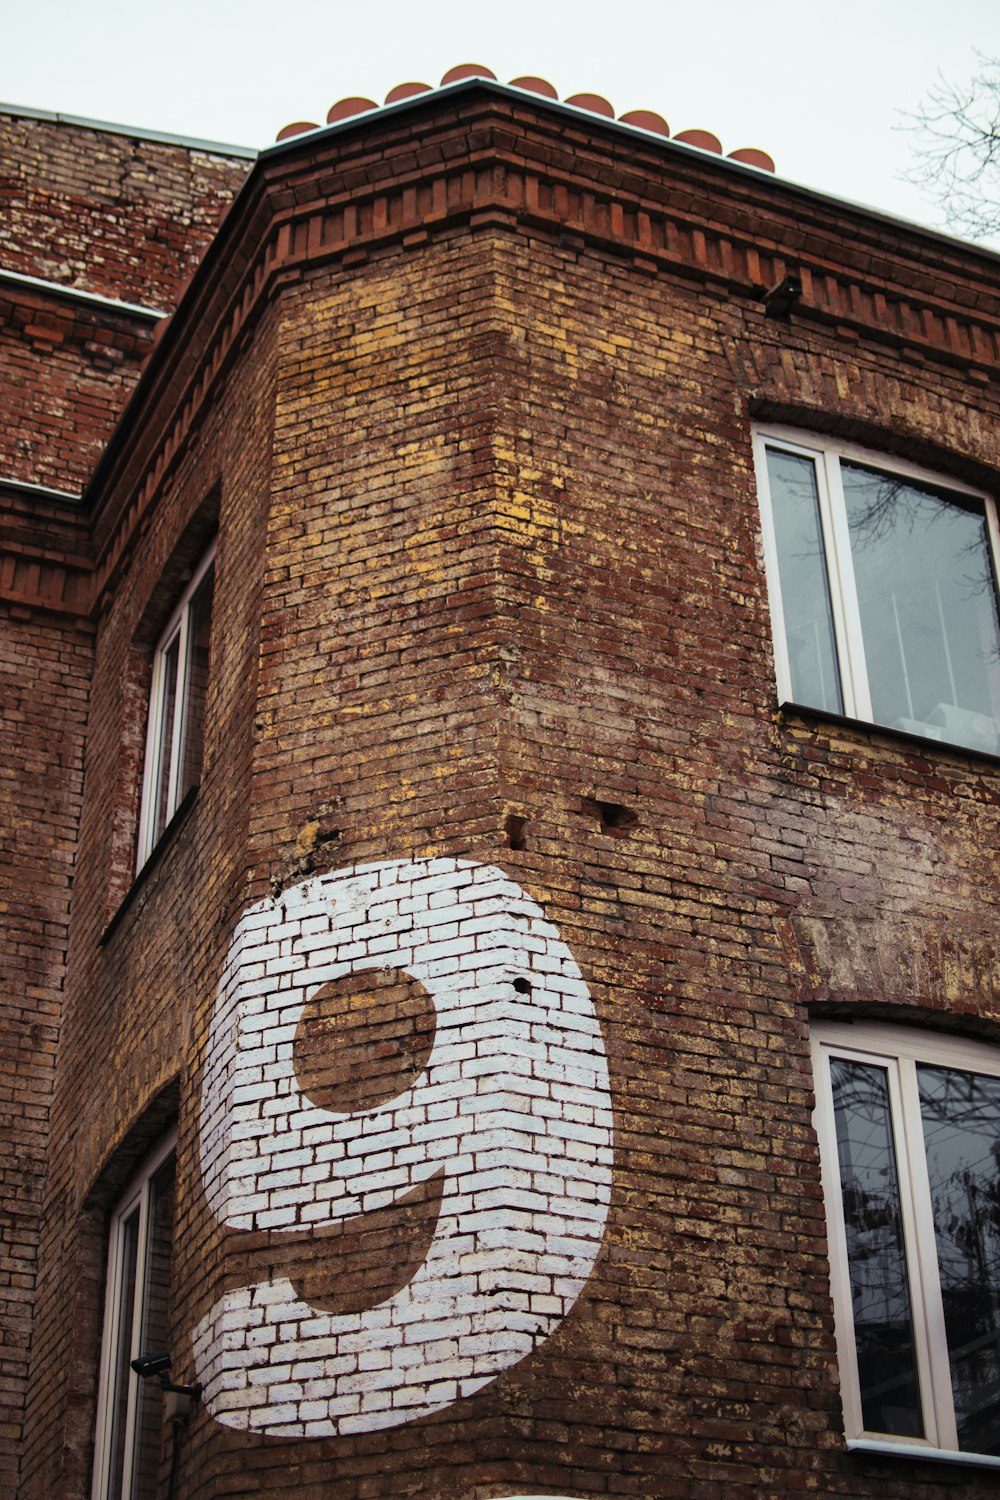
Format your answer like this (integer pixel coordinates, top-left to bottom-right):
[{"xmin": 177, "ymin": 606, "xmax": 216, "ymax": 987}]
[
  {"xmin": 131, "ymin": 1352, "xmax": 203, "ymax": 1499},
  {"xmin": 130, "ymin": 1349, "xmax": 202, "ymax": 1411},
  {"xmin": 763, "ymin": 274, "xmax": 802, "ymax": 319}
]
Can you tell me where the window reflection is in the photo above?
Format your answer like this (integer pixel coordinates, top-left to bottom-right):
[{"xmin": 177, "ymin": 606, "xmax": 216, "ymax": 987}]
[
  {"xmin": 831, "ymin": 1058, "xmax": 924, "ymax": 1437},
  {"xmin": 130, "ymin": 1154, "xmax": 176, "ymax": 1496},
  {"xmin": 765, "ymin": 449, "xmax": 843, "ymax": 714},
  {"xmin": 94, "ymin": 1143, "xmax": 177, "ymax": 1500},
  {"xmin": 918, "ymin": 1065, "xmax": 1000, "ymax": 1454},
  {"xmin": 843, "ymin": 466, "xmax": 1000, "ymax": 753},
  {"xmin": 759, "ymin": 434, "xmax": 1000, "ymax": 756}
]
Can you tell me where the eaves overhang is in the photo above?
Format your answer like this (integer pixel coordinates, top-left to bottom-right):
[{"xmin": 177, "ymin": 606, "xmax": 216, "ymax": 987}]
[
  {"xmin": 261, "ymin": 78, "xmax": 1000, "ymax": 270},
  {"xmin": 82, "ymin": 75, "xmax": 1000, "ymax": 599},
  {"xmin": 0, "ymin": 99, "xmax": 256, "ymax": 159}
]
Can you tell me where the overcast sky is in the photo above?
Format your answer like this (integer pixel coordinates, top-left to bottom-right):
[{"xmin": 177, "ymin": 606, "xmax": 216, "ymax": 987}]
[{"xmin": 1, "ymin": 0, "xmax": 998, "ymax": 247}]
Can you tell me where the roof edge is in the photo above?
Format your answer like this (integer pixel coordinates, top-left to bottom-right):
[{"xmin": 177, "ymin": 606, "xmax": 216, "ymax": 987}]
[
  {"xmin": 0, "ymin": 100, "xmax": 257, "ymax": 159},
  {"xmin": 0, "ymin": 267, "xmax": 167, "ymax": 320},
  {"xmin": 0, "ymin": 475, "xmax": 84, "ymax": 507},
  {"xmin": 262, "ymin": 76, "xmax": 1000, "ymax": 268},
  {"xmin": 81, "ymin": 79, "xmax": 1000, "ymax": 580}
]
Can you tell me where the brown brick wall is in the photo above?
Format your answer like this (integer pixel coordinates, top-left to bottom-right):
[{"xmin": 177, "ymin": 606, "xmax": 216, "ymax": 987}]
[
  {"xmin": 13, "ymin": 91, "xmax": 1000, "ymax": 1498},
  {"xmin": 0, "ymin": 111, "xmax": 251, "ymax": 309},
  {"xmin": 0, "ymin": 477, "xmax": 94, "ymax": 1489},
  {"xmin": 0, "ymin": 111, "xmax": 251, "ymax": 496},
  {"xmin": 0, "ymin": 108, "xmax": 251, "ymax": 1495},
  {"xmin": 20, "ymin": 305, "xmax": 278, "ymax": 1494},
  {"xmin": 0, "ymin": 606, "xmax": 92, "ymax": 1493},
  {"xmin": 482, "ymin": 228, "xmax": 1000, "ymax": 1494},
  {"xmin": 0, "ymin": 281, "xmax": 156, "ymax": 492}
]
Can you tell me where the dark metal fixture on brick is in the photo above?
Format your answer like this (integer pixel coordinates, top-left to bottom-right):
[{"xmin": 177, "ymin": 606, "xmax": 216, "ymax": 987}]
[
  {"xmin": 131, "ymin": 1352, "xmax": 202, "ymax": 1498},
  {"xmin": 131, "ymin": 1348, "xmax": 203, "ymax": 1407},
  {"xmin": 130, "ymin": 1350, "xmax": 171, "ymax": 1379},
  {"xmin": 763, "ymin": 275, "xmax": 803, "ymax": 319}
]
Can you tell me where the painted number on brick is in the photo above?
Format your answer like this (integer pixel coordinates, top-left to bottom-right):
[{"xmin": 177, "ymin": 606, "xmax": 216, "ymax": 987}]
[{"xmin": 193, "ymin": 858, "xmax": 614, "ymax": 1436}]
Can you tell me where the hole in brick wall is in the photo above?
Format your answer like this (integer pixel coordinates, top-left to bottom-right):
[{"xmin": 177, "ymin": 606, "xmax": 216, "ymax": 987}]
[
  {"xmin": 293, "ymin": 968, "xmax": 436, "ymax": 1114},
  {"xmin": 504, "ymin": 814, "xmax": 528, "ymax": 850},
  {"xmin": 513, "ymin": 977, "xmax": 532, "ymax": 995},
  {"xmin": 581, "ymin": 797, "xmax": 639, "ymax": 835}
]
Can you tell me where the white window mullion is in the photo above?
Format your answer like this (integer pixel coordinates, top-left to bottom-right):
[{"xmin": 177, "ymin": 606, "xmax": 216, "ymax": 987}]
[
  {"xmin": 91, "ymin": 1207, "xmax": 127, "ymax": 1500},
  {"xmin": 119, "ymin": 1185, "xmax": 152, "ymax": 1500},
  {"xmin": 819, "ymin": 451, "xmax": 872, "ymax": 722},
  {"xmin": 984, "ymin": 497, "xmax": 1000, "ymax": 583},
  {"xmin": 91, "ymin": 1132, "xmax": 177, "ymax": 1500},
  {"xmin": 810, "ymin": 1035, "xmax": 867, "ymax": 1440},
  {"xmin": 135, "ymin": 644, "xmax": 169, "ymax": 872},
  {"xmin": 813, "ymin": 1023, "xmax": 1000, "ymax": 1463},
  {"xmin": 814, "ymin": 1040, "xmax": 938, "ymax": 1449},
  {"xmin": 754, "ymin": 427, "xmax": 1000, "ymax": 754},
  {"xmin": 884, "ymin": 1056, "xmax": 946, "ymax": 1451},
  {"xmin": 897, "ymin": 1058, "xmax": 961, "ymax": 1452},
  {"xmin": 164, "ymin": 609, "xmax": 189, "ymax": 824},
  {"xmin": 92, "ymin": 1183, "xmax": 142, "ymax": 1500},
  {"xmin": 135, "ymin": 540, "xmax": 216, "ymax": 871},
  {"xmin": 751, "ymin": 432, "xmax": 796, "ymax": 705}
]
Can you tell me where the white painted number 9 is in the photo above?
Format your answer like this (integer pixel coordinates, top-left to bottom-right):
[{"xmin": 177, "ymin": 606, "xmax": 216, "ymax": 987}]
[{"xmin": 193, "ymin": 858, "xmax": 614, "ymax": 1436}]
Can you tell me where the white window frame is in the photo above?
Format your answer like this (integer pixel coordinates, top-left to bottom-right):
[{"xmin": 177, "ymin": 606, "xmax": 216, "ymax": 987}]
[
  {"xmin": 136, "ymin": 542, "xmax": 216, "ymax": 870},
  {"xmin": 91, "ymin": 1131, "xmax": 177, "ymax": 1500},
  {"xmin": 753, "ymin": 427, "xmax": 1000, "ymax": 734},
  {"xmin": 812, "ymin": 1022, "xmax": 1000, "ymax": 1468}
]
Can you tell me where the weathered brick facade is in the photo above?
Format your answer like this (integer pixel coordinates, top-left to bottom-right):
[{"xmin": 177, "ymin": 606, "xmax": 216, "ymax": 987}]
[
  {"xmin": 0, "ymin": 106, "xmax": 251, "ymax": 1492},
  {"xmin": 4, "ymin": 77, "xmax": 1000, "ymax": 1498}
]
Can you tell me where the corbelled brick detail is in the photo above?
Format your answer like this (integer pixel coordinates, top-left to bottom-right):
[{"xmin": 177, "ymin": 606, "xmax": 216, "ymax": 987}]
[{"xmin": 84, "ymin": 94, "xmax": 1000, "ymax": 620}]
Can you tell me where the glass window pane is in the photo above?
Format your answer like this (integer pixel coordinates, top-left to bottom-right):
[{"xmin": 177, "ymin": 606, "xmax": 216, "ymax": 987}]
[
  {"xmin": 842, "ymin": 464, "xmax": 1000, "ymax": 754},
  {"xmin": 129, "ymin": 1153, "xmax": 176, "ymax": 1499},
  {"xmin": 152, "ymin": 635, "xmax": 180, "ymax": 845},
  {"xmin": 830, "ymin": 1057, "xmax": 924, "ymax": 1437},
  {"xmin": 764, "ymin": 448, "xmax": 843, "ymax": 713},
  {"xmin": 918, "ymin": 1065, "xmax": 1000, "ymax": 1455},
  {"xmin": 107, "ymin": 1208, "xmax": 140, "ymax": 1500},
  {"xmin": 179, "ymin": 562, "xmax": 214, "ymax": 800}
]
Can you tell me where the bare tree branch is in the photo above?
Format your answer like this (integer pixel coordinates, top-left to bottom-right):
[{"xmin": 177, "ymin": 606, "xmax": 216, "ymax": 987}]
[{"xmin": 900, "ymin": 54, "xmax": 1000, "ymax": 241}]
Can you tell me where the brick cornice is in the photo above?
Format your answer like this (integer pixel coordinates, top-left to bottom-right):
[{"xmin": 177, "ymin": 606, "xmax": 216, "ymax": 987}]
[
  {"xmin": 0, "ymin": 271, "xmax": 160, "ymax": 348},
  {"xmin": 86, "ymin": 89, "xmax": 1000, "ymax": 606},
  {"xmin": 0, "ymin": 484, "xmax": 94, "ymax": 619}
]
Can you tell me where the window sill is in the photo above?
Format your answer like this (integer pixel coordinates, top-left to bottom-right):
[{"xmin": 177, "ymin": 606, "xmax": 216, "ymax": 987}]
[
  {"xmin": 847, "ymin": 1438, "xmax": 1000, "ymax": 1471},
  {"xmin": 99, "ymin": 786, "xmax": 199, "ymax": 947},
  {"xmin": 779, "ymin": 700, "xmax": 1000, "ymax": 768}
]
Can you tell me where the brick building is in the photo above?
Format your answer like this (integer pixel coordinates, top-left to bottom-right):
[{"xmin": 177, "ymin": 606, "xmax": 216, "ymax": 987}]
[{"xmin": 3, "ymin": 66, "xmax": 1000, "ymax": 1500}]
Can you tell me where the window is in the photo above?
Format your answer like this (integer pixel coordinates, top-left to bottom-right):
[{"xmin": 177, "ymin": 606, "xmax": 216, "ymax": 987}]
[
  {"xmin": 92, "ymin": 1135, "xmax": 177, "ymax": 1500},
  {"xmin": 754, "ymin": 430, "xmax": 1000, "ymax": 756},
  {"xmin": 812, "ymin": 1024, "xmax": 1000, "ymax": 1463},
  {"xmin": 136, "ymin": 543, "xmax": 215, "ymax": 868}
]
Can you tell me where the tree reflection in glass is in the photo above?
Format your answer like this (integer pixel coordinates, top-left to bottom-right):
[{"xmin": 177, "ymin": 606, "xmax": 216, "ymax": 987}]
[
  {"xmin": 918, "ymin": 1065, "xmax": 1000, "ymax": 1454},
  {"xmin": 843, "ymin": 465, "xmax": 1000, "ymax": 751},
  {"xmin": 831, "ymin": 1058, "xmax": 924, "ymax": 1437},
  {"xmin": 765, "ymin": 449, "xmax": 843, "ymax": 714}
]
